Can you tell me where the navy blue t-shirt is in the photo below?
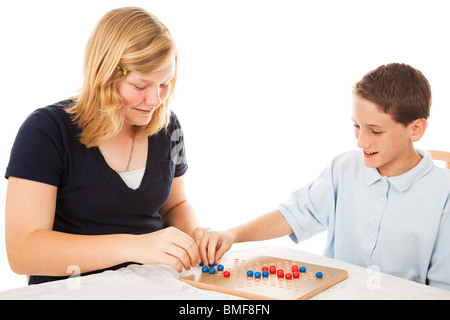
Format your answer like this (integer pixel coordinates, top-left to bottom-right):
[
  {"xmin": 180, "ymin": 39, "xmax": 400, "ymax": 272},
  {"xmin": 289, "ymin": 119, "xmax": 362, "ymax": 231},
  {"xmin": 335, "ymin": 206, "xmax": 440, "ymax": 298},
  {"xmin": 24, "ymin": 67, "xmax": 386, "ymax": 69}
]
[{"xmin": 5, "ymin": 100, "xmax": 188, "ymax": 284}]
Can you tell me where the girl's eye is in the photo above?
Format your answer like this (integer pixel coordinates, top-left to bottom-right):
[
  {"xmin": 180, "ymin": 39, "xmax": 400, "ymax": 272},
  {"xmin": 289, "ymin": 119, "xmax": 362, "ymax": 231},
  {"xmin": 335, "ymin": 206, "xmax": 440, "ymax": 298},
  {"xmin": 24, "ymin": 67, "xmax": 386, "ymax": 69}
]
[
  {"xmin": 160, "ymin": 83, "xmax": 170, "ymax": 88},
  {"xmin": 133, "ymin": 85, "xmax": 146, "ymax": 91},
  {"xmin": 353, "ymin": 124, "xmax": 360, "ymax": 129},
  {"xmin": 371, "ymin": 130, "xmax": 382, "ymax": 135}
]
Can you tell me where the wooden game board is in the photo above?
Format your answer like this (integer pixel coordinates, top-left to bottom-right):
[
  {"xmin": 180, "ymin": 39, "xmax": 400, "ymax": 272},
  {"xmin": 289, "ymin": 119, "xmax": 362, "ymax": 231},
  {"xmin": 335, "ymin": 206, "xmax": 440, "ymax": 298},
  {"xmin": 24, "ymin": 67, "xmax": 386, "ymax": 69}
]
[{"xmin": 179, "ymin": 253, "xmax": 348, "ymax": 300}]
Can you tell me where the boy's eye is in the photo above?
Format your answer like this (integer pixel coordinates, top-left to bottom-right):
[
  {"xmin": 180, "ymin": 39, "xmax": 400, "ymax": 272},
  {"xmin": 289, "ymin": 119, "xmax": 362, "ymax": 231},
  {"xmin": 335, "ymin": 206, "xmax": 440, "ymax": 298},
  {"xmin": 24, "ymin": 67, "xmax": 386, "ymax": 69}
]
[
  {"xmin": 353, "ymin": 124, "xmax": 360, "ymax": 129},
  {"xmin": 160, "ymin": 83, "xmax": 170, "ymax": 88},
  {"xmin": 371, "ymin": 130, "xmax": 382, "ymax": 135}
]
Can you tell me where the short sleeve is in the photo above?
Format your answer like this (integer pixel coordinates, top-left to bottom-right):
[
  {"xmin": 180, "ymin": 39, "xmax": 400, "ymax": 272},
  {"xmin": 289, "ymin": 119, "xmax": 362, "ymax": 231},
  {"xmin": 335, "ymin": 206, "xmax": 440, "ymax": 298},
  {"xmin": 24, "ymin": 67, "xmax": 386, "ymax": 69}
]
[
  {"xmin": 168, "ymin": 112, "xmax": 188, "ymax": 177},
  {"xmin": 277, "ymin": 163, "xmax": 335, "ymax": 243},
  {"xmin": 5, "ymin": 108, "xmax": 65, "ymax": 187}
]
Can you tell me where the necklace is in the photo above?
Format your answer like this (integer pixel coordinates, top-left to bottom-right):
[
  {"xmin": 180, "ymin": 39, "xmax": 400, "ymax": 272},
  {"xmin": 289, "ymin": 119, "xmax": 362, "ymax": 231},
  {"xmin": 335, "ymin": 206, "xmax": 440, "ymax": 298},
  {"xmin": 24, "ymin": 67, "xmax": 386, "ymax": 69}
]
[{"xmin": 125, "ymin": 135, "xmax": 136, "ymax": 172}]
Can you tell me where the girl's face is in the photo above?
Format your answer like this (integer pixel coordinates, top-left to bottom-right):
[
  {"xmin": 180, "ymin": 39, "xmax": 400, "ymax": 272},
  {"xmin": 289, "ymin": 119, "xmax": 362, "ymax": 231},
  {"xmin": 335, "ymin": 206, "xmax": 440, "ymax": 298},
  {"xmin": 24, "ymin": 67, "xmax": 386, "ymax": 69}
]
[{"xmin": 118, "ymin": 57, "xmax": 176, "ymax": 128}]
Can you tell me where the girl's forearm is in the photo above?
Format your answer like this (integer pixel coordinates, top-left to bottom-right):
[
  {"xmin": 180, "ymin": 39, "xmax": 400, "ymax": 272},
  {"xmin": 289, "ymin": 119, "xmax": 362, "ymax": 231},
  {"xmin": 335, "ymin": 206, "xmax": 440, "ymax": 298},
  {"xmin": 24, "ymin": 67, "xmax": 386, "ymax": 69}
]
[
  {"xmin": 8, "ymin": 230, "xmax": 135, "ymax": 276},
  {"xmin": 162, "ymin": 201, "xmax": 200, "ymax": 236}
]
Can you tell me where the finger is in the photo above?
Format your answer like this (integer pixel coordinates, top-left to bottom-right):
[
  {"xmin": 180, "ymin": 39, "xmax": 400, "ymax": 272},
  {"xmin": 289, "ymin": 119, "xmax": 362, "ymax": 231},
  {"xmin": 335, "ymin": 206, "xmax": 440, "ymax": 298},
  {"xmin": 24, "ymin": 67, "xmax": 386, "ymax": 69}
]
[
  {"xmin": 158, "ymin": 253, "xmax": 184, "ymax": 273},
  {"xmin": 191, "ymin": 227, "xmax": 207, "ymax": 246},
  {"xmin": 192, "ymin": 228, "xmax": 210, "ymax": 266},
  {"xmin": 185, "ymin": 232, "xmax": 201, "ymax": 266},
  {"xmin": 165, "ymin": 243, "xmax": 193, "ymax": 271},
  {"xmin": 176, "ymin": 235, "xmax": 201, "ymax": 268},
  {"xmin": 184, "ymin": 238, "xmax": 200, "ymax": 267},
  {"xmin": 215, "ymin": 243, "xmax": 230, "ymax": 262},
  {"xmin": 207, "ymin": 234, "xmax": 220, "ymax": 265},
  {"xmin": 168, "ymin": 227, "xmax": 200, "ymax": 267},
  {"xmin": 198, "ymin": 234, "xmax": 210, "ymax": 266}
]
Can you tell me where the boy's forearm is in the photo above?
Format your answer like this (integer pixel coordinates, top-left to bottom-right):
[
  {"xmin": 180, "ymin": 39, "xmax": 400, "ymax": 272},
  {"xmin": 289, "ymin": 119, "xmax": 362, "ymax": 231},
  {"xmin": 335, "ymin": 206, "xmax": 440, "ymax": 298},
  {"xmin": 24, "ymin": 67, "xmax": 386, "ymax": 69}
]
[{"xmin": 229, "ymin": 210, "xmax": 293, "ymax": 243}]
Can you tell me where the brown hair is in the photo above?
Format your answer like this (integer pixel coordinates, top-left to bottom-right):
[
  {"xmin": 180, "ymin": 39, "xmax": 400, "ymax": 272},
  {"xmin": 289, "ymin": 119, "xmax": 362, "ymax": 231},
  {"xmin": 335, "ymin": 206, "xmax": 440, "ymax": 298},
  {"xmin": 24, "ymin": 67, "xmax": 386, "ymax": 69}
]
[
  {"xmin": 67, "ymin": 7, "xmax": 177, "ymax": 147},
  {"xmin": 353, "ymin": 63, "xmax": 431, "ymax": 126}
]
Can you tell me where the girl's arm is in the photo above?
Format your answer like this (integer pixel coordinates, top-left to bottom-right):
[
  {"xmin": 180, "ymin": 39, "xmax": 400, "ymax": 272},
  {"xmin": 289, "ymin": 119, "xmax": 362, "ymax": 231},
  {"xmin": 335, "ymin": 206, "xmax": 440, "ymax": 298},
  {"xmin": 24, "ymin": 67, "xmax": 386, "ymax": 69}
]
[
  {"xmin": 5, "ymin": 177, "xmax": 199, "ymax": 276},
  {"xmin": 159, "ymin": 175, "xmax": 200, "ymax": 236}
]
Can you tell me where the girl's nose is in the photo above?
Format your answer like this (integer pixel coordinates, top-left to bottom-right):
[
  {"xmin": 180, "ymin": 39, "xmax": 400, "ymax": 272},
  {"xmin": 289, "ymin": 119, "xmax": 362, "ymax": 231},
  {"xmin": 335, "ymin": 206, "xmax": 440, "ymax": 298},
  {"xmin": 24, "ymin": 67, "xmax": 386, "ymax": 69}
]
[{"xmin": 145, "ymin": 87, "xmax": 161, "ymax": 107}]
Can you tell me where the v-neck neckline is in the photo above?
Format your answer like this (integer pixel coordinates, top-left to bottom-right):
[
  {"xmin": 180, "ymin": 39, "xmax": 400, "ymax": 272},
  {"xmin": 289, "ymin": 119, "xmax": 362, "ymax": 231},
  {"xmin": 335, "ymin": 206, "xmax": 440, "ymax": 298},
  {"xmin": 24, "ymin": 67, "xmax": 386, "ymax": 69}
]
[{"xmin": 92, "ymin": 136, "xmax": 156, "ymax": 194}]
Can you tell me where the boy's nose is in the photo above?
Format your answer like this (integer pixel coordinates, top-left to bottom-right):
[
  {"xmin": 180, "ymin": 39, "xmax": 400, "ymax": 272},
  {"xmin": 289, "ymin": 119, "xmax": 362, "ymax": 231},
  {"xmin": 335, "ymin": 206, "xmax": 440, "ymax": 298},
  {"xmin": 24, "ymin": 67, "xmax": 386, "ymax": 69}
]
[{"xmin": 356, "ymin": 132, "xmax": 370, "ymax": 149}]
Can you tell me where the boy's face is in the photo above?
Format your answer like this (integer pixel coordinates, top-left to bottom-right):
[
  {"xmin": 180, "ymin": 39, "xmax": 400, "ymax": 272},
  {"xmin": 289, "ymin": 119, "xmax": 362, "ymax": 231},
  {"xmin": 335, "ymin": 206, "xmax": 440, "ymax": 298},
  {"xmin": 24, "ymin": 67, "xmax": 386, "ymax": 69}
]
[{"xmin": 351, "ymin": 96, "xmax": 424, "ymax": 177}]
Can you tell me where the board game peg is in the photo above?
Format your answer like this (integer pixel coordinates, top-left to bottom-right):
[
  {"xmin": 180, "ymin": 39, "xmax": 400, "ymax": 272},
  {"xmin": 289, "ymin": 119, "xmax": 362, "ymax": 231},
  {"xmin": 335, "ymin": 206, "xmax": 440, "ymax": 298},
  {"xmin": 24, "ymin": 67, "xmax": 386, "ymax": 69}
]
[
  {"xmin": 199, "ymin": 261, "xmax": 204, "ymax": 266},
  {"xmin": 269, "ymin": 266, "xmax": 276, "ymax": 274},
  {"xmin": 293, "ymin": 272, "xmax": 300, "ymax": 278},
  {"xmin": 217, "ymin": 264, "xmax": 224, "ymax": 271},
  {"xmin": 262, "ymin": 271, "xmax": 269, "ymax": 277},
  {"xmin": 254, "ymin": 272, "xmax": 262, "ymax": 278},
  {"xmin": 247, "ymin": 270, "xmax": 254, "ymax": 277},
  {"xmin": 223, "ymin": 271, "xmax": 230, "ymax": 277},
  {"xmin": 262, "ymin": 266, "xmax": 269, "ymax": 272},
  {"xmin": 285, "ymin": 273, "xmax": 292, "ymax": 280},
  {"xmin": 201, "ymin": 266, "xmax": 208, "ymax": 273},
  {"xmin": 209, "ymin": 267, "xmax": 216, "ymax": 274},
  {"xmin": 316, "ymin": 271, "xmax": 323, "ymax": 278},
  {"xmin": 300, "ymin": 266, "xmax": 306, "ymax": 273},
  {"xmin": 277, "ymin": 270, "xmax": 284, "ymax": 278},
  {"xmin": 209, "ymin": 262, "xmax": 216, "ymax": 267}
]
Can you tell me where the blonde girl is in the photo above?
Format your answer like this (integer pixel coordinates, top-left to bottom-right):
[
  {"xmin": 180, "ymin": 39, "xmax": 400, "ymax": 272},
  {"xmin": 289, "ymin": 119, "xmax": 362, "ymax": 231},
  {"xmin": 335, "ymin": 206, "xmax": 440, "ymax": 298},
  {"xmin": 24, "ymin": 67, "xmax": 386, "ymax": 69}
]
[{"xmin": 5, "ymin": 7, "xmax": 200, "ymax": 285}]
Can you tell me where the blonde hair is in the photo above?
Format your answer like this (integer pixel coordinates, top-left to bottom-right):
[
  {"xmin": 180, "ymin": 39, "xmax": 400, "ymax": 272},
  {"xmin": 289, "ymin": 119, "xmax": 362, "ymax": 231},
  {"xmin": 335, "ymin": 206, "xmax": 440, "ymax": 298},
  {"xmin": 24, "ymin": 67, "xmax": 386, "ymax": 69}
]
[{"xmin": 67, "ymin": 7, "xmax": 177, "ymax": 147}]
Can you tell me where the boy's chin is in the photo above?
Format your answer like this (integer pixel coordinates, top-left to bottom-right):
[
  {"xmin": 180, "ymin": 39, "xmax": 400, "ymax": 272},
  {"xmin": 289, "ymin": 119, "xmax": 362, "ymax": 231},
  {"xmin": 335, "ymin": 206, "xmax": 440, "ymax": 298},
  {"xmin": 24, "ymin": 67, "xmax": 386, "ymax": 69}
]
[{"xmin": 362, "ymin": 157, "xmax": 379, "ymax": 169}]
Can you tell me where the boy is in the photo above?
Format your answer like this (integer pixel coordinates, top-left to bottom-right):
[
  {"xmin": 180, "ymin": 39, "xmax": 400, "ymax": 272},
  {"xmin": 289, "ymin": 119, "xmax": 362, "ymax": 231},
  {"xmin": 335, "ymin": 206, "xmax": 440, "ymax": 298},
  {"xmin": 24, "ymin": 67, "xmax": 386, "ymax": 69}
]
[{"xmin": 192, "ymin": 63, "xmax": 450, "ymax": 290}]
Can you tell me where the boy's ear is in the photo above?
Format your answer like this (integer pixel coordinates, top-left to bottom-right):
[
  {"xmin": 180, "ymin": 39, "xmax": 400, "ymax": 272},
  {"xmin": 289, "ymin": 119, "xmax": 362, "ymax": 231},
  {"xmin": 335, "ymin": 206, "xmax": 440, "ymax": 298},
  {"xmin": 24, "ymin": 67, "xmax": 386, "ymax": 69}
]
[{"xmin": 409, "ymin": 118, "xmax": 428, "ymax": 142}]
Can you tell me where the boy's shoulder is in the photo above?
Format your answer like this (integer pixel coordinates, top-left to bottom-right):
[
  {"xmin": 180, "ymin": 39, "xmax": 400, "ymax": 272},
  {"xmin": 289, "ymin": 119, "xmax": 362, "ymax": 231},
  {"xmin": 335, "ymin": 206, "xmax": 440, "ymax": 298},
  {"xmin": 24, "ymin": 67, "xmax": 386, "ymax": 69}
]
[
  {"xmin": 325, "ymin": 150, "xmax": 367, "ymax": 183},
  {"xmin": 333, "ymin": 150, "xmax": 362, "ymax": 160},
  {"xmin": 428, "ymin": 165, "xmax": 450, "ymax": 189},
  {"xmin": 424, "ymin": 165, "xmax": 450, "ymax": 214},
  {"xmin": 331, "ymin": 150, "xmax": 363, "ymax": 170}
]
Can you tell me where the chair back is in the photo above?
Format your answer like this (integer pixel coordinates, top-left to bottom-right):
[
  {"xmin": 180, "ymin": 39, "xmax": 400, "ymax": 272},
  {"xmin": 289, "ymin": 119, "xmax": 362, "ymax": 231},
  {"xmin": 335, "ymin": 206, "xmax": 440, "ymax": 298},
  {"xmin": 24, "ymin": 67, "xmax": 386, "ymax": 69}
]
[{"xmin": 428, "ymin": 150, "xmax": 450, "ymax": 169}]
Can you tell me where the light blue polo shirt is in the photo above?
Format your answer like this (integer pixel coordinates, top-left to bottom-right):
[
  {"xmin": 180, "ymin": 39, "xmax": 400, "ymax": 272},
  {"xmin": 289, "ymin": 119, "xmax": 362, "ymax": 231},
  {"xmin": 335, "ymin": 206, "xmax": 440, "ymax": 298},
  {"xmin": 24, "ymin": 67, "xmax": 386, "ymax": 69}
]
[{"xmin": 278, "ymin": 149, "xmax": 450, "ymax": 290}]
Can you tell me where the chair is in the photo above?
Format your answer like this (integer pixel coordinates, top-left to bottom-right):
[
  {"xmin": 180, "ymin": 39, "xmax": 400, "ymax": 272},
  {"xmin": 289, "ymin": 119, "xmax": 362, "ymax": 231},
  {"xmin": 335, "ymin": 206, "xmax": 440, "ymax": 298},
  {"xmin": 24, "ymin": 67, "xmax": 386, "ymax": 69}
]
[{"xmin": 428, "ymin": 150, "xmax": 450, "ymax": 169}]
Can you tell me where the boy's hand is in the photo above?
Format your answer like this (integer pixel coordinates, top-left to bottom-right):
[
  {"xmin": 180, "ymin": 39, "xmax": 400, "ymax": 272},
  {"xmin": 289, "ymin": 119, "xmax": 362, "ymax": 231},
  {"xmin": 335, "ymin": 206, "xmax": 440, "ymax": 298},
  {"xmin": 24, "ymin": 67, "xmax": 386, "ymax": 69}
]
[{"xmin": 191, "ymin": 227, "xmax": 235, "ymax": 266}]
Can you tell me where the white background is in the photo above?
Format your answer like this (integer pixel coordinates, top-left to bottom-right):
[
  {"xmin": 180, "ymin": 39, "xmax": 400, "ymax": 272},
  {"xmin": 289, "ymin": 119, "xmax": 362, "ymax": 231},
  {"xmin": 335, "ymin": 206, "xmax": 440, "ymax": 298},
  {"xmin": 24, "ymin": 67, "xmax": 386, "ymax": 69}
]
[{"xmin": 0, "ymin": 0, "xmax": 448, "ymax": 291}]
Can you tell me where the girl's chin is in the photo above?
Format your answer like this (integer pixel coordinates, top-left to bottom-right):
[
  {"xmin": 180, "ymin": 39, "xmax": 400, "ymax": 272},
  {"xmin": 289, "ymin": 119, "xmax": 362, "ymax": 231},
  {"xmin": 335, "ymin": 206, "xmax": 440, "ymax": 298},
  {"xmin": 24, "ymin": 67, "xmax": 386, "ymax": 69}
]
[{"xmin": 125, "ymin": 116, "xmax": 152, "ymax": 127}]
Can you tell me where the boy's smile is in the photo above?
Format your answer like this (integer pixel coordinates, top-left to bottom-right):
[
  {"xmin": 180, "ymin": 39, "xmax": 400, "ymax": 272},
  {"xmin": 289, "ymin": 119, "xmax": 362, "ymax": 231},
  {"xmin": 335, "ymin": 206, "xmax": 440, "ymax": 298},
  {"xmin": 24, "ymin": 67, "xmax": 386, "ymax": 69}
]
[{"xmin": 351, "ymin": 96, "xmax": 426, "ymax": 177}]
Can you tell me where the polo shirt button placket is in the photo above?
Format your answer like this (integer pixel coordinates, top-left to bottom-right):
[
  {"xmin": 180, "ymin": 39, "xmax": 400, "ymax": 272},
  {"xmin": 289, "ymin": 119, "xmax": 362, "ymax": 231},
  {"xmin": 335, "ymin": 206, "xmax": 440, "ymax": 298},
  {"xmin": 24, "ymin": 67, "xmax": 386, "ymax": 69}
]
[{"xmin": 367, "ymin": 178, "xmax": 390, "ymax": 259}]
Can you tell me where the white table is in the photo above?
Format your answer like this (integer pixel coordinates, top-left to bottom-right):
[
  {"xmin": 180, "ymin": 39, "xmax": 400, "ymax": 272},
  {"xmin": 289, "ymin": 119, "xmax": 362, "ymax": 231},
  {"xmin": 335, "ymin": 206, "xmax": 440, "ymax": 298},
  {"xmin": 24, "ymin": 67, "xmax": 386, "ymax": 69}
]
[{"xmin": 0, "ymin": 246, "xmax": 449, "ymax": 300}]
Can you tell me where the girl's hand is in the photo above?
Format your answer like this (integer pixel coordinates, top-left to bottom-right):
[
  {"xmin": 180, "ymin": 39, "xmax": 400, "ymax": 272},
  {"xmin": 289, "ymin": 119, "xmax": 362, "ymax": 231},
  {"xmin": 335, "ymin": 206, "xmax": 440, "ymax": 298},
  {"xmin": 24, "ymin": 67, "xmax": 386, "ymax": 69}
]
[
  {"xmin": 132, "ymin": 227, "xmax": 200, "ymax": 272},
  {"xmin": 191, "ymin": 227, "xmax": 235, "ymax": 266}
]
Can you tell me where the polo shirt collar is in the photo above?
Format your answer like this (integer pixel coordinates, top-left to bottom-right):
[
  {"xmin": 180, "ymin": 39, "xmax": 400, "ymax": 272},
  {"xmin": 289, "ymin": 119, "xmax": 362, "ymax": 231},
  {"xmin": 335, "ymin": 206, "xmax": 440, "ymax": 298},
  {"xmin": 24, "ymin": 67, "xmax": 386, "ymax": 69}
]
[{"xmin": 365, "ymin": 149, "xmax": 435, "ymax": 192}]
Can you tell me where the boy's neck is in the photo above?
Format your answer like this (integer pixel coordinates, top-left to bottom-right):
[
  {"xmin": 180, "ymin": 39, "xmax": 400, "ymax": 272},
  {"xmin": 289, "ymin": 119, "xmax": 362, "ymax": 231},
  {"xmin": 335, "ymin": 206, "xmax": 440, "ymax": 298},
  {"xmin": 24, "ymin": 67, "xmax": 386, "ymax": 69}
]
[{"xmin": 377, "ymin": 148, "xmax": 422, "ymax": 177}]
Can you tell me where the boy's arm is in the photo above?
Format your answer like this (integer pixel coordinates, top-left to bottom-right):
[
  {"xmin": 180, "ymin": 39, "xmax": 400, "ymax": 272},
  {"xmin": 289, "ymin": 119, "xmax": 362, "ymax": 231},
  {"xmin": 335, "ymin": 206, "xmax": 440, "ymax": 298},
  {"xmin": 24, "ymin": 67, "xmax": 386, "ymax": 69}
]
[
  {"xmin": 427, "ymin": 208, "xmax": 450, "ymax": 290},
  {"xmin": 230, "ymin": 210, "xmax": 293, "ymax": 243},
  {"xmin": 192, "ymin": 155, "xmax": 339, "ymax": 266},
  {"xmin": 192, "ymin": 210, "xmax": 293, "ymax": 265}
]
